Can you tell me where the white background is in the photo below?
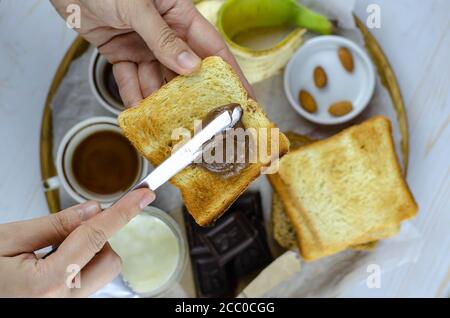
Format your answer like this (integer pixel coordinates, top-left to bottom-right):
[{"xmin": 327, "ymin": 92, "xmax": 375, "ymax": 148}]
[{"xmin": 0, "ymin": 0, "xmax": 448, "ymax": 297}]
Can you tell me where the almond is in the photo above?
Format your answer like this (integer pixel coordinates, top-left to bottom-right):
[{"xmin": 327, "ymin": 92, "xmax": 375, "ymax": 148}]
[
  {"xmin": 328, "ymin": 101, "xmax": 353, "ymax": 116},
  {"xmin": 313, "ymin": 66, "xmax": 327, "ymax": 88},
  {"xmin": 299, "ymin": 90, "xmax": 317, "ymax": 113},
  {"xmin": 338, "ymin": 47, "xmax": 354, "ymax": 73}
]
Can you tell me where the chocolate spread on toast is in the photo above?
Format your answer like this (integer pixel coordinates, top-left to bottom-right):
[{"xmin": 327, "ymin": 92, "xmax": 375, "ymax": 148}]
[{"xmin": 196, "ymin": 104, "xmax": 251, "ymax": 178}]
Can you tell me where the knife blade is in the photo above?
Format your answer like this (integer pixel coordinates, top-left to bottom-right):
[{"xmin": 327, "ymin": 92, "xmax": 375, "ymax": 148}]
[{"xmin": 130, "ymin": 105, "xmax": 242, "ymax": 192}]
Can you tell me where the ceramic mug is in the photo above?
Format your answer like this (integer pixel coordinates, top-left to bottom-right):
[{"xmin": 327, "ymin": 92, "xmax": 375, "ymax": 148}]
[
  {"xmin": 44, "ymin": 117, "xmax": 148, "ymax": 208},
  {"xmin": 89, "ymin": 50, "xmax": 125, "ymax": 116}
]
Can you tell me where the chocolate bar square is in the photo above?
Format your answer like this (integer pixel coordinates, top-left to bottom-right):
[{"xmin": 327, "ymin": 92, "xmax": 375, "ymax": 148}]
[
  {"xmin": 183, "ymin": 192, "xmax": 273, "ymax": 298},
  {"xmin": 201, "ymin": 212, "xmax": 257, "ymax": 266}
]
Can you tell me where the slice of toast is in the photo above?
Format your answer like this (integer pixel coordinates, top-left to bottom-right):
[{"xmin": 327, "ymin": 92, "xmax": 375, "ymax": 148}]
[
  {"xmin": 269, "ymin": 117, "xmax": 418, "ymax": 260},
  {"xmin": 119, "ymin": 56, "xmax": 289, "ymax": 226},
  {"xmin": 272, "ymin": 192, "xmax": 297, "ymax": 249},
  {"xmin": 271, "ymin": 133, "xmax": 313, "ymax": 250},
  {"xmin": 273, "ymin": 187, "xmax": 381, "ymax": 251},
  {"xmin": 271, "ymin": 132, "xmax": 378, "ymax": 252}
]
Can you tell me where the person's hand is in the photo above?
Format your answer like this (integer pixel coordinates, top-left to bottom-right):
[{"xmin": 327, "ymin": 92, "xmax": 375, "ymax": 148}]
[
  {"xmin": 51, "ymin": 0, "xmax": 254, "ymax": 106},
  {"xmin": 0, "ymin": 189, "xmax": 154, "ymax": 297}
]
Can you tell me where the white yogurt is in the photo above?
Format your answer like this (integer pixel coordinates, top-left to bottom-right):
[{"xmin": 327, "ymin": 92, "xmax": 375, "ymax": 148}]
[{"xmin": 109, "ymin": 210, "xmax": 182, "ymax": 295}]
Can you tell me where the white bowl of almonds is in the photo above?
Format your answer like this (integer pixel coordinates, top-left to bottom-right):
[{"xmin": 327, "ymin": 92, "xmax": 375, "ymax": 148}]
[{"xmin": 284, "ymin": 36, "xmax": 375, "ymax": 125}]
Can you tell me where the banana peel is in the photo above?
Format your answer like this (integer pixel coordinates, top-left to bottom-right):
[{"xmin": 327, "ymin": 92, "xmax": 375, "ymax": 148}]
[
  {"xmin": 196, "ymin": 0, "xmax": 332, "ymax": 84},
  {"xmin": 196, "ymin": 0, "xmax": 223, "ymax": 25},
  {"xmin": 196, "ymin": 0, "xmax": 305, "ymax": 84}
]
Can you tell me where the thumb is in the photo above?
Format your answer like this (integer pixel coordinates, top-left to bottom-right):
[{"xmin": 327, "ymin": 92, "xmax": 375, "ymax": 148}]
[
  {"xmin": 46, "ymin": 189, "xmax": 155, "ymax": 271},
  {"xmin": 130, "ymin": 1, "xmax": 201, "ymax": 75},
  {"xmin": 0, "ymin": 201, "xmax": 100, "ymax": 256}
]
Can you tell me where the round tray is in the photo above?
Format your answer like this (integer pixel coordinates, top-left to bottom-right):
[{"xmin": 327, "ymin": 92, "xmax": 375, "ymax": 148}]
[{"xmin": 40, "ymin": 17, "xmax": 409, "ymax": 214}]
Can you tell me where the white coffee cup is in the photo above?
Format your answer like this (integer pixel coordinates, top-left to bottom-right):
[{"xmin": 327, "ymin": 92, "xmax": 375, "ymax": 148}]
[
  {"xmin": 47, "ymin": 117, "xmax": 148, "ymax": 207},
  {"xmin": 89, "ymin": 50, "xmax": 124, "ymax": 116}
]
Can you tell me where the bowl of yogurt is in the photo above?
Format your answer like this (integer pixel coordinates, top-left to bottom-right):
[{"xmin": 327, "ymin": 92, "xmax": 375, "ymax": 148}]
[{"xmin": 109, "ymin": 206, "xmax": 187, "ymax": 297}]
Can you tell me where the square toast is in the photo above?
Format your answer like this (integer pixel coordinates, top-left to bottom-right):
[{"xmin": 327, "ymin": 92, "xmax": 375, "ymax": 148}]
[
  {"xmin": 268, "ymin": 117, "xmax": 417, "ymax": 260},
  {"xmin": 119, "ymin": 57, "xmax": 289, "ymax": 226},
  {"xmin": 271, "ymin": 132, "xmax": 381, "ymax": 252}
]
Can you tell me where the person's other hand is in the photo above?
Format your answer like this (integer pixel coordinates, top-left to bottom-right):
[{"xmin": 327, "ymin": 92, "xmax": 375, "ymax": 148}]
[
  {"xmin": 51, "ymin": 0, "xmax": 253, "ymax": 106},
  {"xmin": 0, "ymin": 189, "xmax": 154, "ymax": 297}
]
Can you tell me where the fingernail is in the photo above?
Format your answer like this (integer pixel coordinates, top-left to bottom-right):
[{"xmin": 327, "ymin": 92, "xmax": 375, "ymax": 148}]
[
  {"xmin": 177, "ymin": 51, "xmax": 201, "ymax": 72},
  {"xmin": 139, "ymin": 190, "xmax": 155, "ymax": 210},
  {"xmin": 79, "ymin": 201, "xmax": 100, "ymax": 220}
]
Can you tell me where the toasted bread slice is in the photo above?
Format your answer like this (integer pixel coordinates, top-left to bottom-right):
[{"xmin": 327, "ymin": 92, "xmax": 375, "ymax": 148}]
[
  {"xmin": 351, "ymin": 240, "xmax": 379, "ymax": 251},
  {"xmin": 271, "ymin": 133, "xmax": 313, "ymax": 250},
  {"xmin": 269, "ymin": 117, "xmax": 417, "ymax": 260},
  {"xmin": 272, "ymin": 192, "xmax": 297, "ymax": 249},
  {"xmin": 273, "ymin": 189, "xmax": 381, "ymax": 251},
  {"xmin": 119, "ymin": 56, "xmax": 289, "ymax": 226},
  {"xmin": 271, "ymin": 132, "xmax": 379, "ymax": 251}
]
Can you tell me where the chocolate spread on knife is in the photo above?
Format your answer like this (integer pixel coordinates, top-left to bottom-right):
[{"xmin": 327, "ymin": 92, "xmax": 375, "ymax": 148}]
[{"xmin": 196, "ymin": 104, "xmax": 251, "ymax": 178}]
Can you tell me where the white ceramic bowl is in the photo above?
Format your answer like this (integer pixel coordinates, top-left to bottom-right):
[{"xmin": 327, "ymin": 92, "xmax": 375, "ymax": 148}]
[{"xmin": 284, "ymin": 36, "xmax": 375, "ymax": 125}]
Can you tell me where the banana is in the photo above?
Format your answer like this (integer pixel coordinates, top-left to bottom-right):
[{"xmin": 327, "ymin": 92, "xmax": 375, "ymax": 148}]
[
  {"xmin": 196, "ymin": 0, "xmax": 331, "ymax": 84},
  {"xmin": 218, "ymin": 0, "xmax": 332, "ymax": 38}
]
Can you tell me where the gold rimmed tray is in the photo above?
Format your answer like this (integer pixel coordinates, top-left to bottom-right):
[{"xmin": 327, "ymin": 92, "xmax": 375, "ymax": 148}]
[{"xmin": 40, "ymin": 17, "xmax": 409, "ymax": 214}]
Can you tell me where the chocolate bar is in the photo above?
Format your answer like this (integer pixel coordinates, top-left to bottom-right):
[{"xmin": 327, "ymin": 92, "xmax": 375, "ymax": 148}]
[{"xmin": 183, "ymin": 192, "xmax": 273, "ymax": 298}]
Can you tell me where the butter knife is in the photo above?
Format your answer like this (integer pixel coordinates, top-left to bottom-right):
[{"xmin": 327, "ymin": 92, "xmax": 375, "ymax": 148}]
[
  {"xmin": 41, "ymin": 106, "xmax": 243, "ymax": 259},
  {"xmin": 129, "ymin": 105, "xmax": 242, "ymax": 192},
  {"xmin": 43, "ymin": 106, "xmax": 242, "ymax": 258}
]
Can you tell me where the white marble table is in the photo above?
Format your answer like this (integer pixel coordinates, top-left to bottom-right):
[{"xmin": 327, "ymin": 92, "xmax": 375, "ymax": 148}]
[{"xmin": 0, "ymin": 0, "xmax": 448, "ymax": 297}]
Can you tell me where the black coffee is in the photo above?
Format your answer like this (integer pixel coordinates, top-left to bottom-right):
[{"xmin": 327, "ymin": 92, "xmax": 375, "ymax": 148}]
[
  {"xmin": 72, "ymin": 131, "xmax": 139, "ymax": 194},
  {"xmin": 102, "ymin": 63, "xmax": 122, "ymax": 105}
]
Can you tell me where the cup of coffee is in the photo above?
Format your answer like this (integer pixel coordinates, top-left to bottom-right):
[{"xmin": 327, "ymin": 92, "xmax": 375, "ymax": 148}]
[
  {"xmin": 89, "ymin": 50, "xmax": 124, "ymax": 115},
  {"xmin": 52, "ymin": 117, "xmax": 148, "ymax": 207}
]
